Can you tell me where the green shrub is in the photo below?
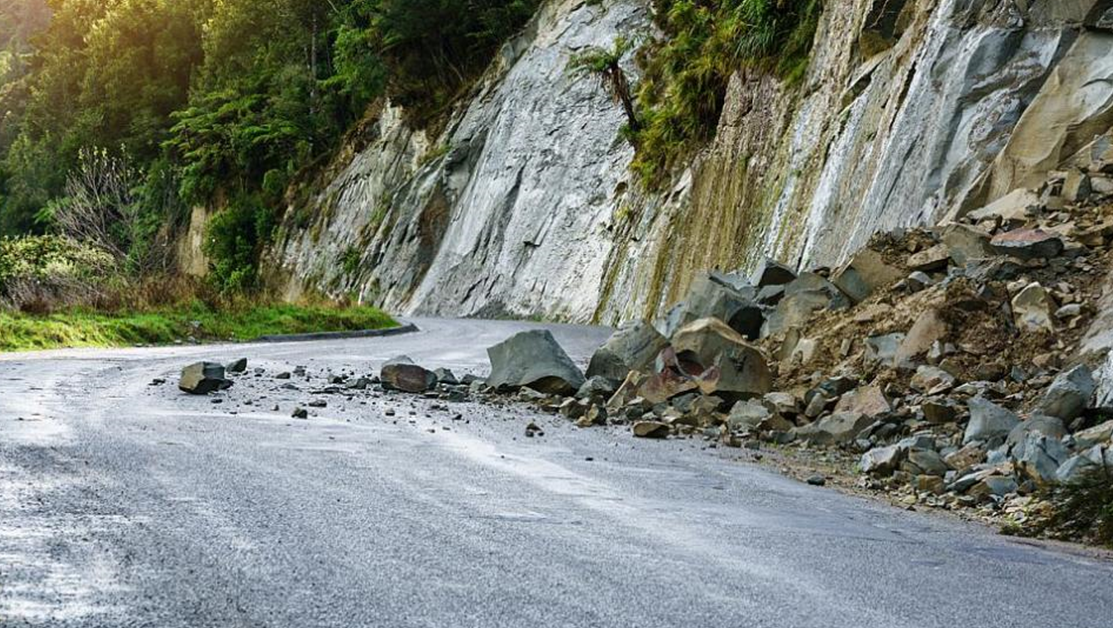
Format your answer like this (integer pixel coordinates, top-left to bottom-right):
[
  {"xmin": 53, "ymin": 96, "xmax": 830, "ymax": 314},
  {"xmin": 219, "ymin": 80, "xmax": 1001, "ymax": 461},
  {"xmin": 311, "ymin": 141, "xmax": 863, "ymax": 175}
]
[
  {"xmin": 202, "ymin": 193, "xmax": 277, "ymax": 294},
  {"xmin": 631, "ymin": 0, "xmax": 823, "ymax": 186},
  {"xmin": 1029, "ymin": 468, "xmax": 1113, "ymax": 548}
]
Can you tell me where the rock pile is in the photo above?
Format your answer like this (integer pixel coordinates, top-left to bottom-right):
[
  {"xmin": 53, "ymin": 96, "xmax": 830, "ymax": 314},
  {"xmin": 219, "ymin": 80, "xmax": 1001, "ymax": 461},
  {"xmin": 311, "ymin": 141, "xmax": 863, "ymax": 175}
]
[{"xmin": 560, "ymin": 166, "xmax": 1113, "ymax": 531}]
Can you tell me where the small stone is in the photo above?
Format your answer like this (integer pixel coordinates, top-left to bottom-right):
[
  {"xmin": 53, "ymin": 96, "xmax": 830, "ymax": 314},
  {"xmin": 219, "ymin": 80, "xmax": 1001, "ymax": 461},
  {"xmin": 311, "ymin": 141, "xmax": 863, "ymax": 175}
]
[
  {"xmin": 226, "ymin": 358, "xmax": 248, "ymax": 374},
  {"xmin": 633, "ymin": 421, "xmax": 670, "ymax": 439},
  {"xmin": 1011, "ymin": 283, "xmax": 1056, "ymax": 332},
  {"xmin": 805, "ymin": 475, "xmax": 827, "ymax": 486},
  {"xmin": 907, "ymin": 244, "xmax": 950, "ymax": 272},
  {"xmin": 910, "ymin": 366, "xmax": 956, "ymax": 394},
  {"xmin": 292, "ymin": 408, "xmax": 308, "ymax": 419}
]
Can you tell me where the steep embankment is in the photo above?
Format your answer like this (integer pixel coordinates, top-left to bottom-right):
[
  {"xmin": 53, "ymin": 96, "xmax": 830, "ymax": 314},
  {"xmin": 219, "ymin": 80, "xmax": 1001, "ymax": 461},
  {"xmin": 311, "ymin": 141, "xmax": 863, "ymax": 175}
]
[{"xmin": 251, "ymin": 0, "xmax": 1113, "ymax": 324}]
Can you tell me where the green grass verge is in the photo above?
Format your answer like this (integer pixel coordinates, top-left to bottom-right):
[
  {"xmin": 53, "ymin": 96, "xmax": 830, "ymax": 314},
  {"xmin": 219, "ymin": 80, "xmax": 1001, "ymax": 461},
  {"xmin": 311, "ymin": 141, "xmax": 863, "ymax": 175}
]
[{"xmin": 0, "ymin": 302, "xmax": 398, "ymax": 352}]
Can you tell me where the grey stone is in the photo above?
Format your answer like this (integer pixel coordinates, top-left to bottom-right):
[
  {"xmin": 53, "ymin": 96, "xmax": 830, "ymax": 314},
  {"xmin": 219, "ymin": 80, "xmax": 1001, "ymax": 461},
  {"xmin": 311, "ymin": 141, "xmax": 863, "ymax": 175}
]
[
  {"xmin": 1055, "ymin": 448, "xmax": 1104, "ymax": 483},
  {"xmin": 226, "ymin": 358, "xmax": 248, "ymax": 374},
  {"xmin": 1006, "ymin": 415, "xmax": 1066, "ymax": 451},
  {"xmin": 832, "ymin": 249, "xmax": 903, "ymax": 303},
  {"xmin": 922, "ymin": 399, "xmax": 958, "ymax": 424},
  {"xmin": 964, "ymin": 397, "xmax": 1020, "ymax": 446},
  {"xmin": 907, "ymin": 244, "xmax": 950, "ymax": 272},
  {"xmin": 794, "ymin": 412, "xmax": 872, "ymax": 445},
  {"xmin": 834, "ymin": 385, "xmax": 890, "ymax": 417},
  {"xmin": 662, "ymin": 273, "xmax": 761, "ymax": 339},
  {"xmin": 763, "ymin": 392, "xmax": 800, "ymax": 417},
  {"xmin": 586, "ymin": 321, "xmax": 668, "ymax": 384},
  {"xmin": 752, "ymin": 259, "xmax": 797, "ymax": 287},
  {"xmin": 1075, "ymin": 420, "xmax": 1113, "ymax": 448},
  {"xmin": 864, "ymin": 333, "xmax": 905, "ymax": 366},
  {"xmin": 941, "ymin": 224, "xmax": 995, "ymax": 266},
  {"xmin": 433, "ymin": 368, "xmax": 459, "ymax": 386},
  {"xmin": 910, "ymin": 365, "xmax": 956, "ymax": 394},
  {"xmin": 860, "ymin": 444, "xmax": 905, "ymax": 476},
  {"xmin": 906, "ymin": 449, "xmax": 949, "ymax": 477},
  {"xmin": 1036, "ymin": 365, "xmax": 1095, "ymax": 421},
  {"xmin": 726, "ymin": 399, "xmax": 771, "ymax": 431},
  {"xmin": 487, "ymin": 330, "xmax": 585, "ymax": 396},
  {"xmin": 669, "ymin": 318, "xmax": 772, "ymax": 400},
  {"xmin": 576, "ymin": 376, "xmax": 618, "ymax": 401},
  {"xmin": 1014, "ymin": 433, "xmax": 1068, "ymax": 484},
  {"xmin": 1011, "ymin": 283, "xmax": 1056, "ymax": 332},
  {"xmin": 179, "ymin": 362, "xmax": 230, "ymax": 395}
]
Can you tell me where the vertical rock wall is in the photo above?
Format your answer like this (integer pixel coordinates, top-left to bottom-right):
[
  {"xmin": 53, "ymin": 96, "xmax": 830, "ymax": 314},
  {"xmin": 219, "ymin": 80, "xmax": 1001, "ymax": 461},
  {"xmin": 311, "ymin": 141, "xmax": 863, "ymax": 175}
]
[{"xmin": 260, "ymin": 0, "xmax": 1113, "ymax": 326}]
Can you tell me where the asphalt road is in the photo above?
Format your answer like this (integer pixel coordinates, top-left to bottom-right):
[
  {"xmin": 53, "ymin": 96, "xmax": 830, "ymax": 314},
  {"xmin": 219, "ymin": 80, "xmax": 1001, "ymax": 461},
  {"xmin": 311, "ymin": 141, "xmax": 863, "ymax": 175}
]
[{"xmin": 1, "ymin": 318, "xmax": 1111, "ymax": 627}]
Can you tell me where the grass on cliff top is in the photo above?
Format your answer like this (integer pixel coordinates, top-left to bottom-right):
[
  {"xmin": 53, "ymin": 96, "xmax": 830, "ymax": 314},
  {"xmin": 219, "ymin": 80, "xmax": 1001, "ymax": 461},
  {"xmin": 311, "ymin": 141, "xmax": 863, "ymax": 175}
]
[{"xmin": 0, "ymin": 302, "xmax": 398, "ymax": 352}]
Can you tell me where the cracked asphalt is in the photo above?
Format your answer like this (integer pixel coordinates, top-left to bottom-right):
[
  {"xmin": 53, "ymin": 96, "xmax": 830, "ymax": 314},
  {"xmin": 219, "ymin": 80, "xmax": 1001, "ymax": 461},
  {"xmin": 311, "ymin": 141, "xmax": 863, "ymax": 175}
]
[{"xmin": 1, "ymin": 318, "xmax": 1111, "ymax": 627}]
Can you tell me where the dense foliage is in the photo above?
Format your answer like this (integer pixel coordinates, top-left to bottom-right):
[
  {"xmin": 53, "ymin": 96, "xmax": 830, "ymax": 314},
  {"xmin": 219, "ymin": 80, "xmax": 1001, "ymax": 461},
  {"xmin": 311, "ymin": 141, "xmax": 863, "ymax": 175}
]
[
  {"xmin": 0, "ymin": 0, "xmax": 539, "ymax": 293},
  {"xmin": 630, "ymin": 0, "xmax": 822, "ymax": 185}
]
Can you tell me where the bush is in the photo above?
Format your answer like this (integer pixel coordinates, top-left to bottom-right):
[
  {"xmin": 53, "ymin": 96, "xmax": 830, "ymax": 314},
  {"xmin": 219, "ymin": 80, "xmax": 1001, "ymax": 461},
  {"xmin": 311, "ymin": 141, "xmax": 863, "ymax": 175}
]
[
  {"xmin": 631, "ymin": 0, "xmax": 823, "ymax": 186},
  {"xmin": 0, "ymin": 235, "xmax": 115, "ymax": 311},
  {"xmin": 1029, "ymin": 467, "xmax": 1113, "ymax": 548},
  {"xmin": 202, "ymin": 193, "xmax": 277, "ymax": 294}
]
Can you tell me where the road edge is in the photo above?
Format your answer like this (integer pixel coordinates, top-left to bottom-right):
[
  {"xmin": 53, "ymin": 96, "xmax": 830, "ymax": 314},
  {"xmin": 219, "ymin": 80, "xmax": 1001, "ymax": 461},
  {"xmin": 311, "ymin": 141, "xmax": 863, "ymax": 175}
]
[{"xmin": 253, "ymin": 322, "xmax": 420, "ymax": 344}]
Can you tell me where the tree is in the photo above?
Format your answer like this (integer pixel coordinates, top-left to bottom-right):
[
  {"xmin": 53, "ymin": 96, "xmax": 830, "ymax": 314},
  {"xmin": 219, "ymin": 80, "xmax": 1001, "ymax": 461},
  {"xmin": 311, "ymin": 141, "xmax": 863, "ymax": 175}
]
[{"xmin": 568, "ymin": 37, "xmax": 640, "ymax": 136}]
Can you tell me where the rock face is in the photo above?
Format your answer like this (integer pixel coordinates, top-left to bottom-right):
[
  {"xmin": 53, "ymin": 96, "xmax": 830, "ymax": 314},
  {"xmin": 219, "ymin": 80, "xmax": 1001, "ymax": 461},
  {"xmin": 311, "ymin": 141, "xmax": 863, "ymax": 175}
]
[
  {"xmin": 179, "ymin": 362, "xmax": 230, "ymax": 395},
  {"xmin": 487, "ymin": 330, "xmax": 586, "ymax": 396},
  {"xmin": 232, "ymin": 0, "xmax": 1113, "ymax": 327}
]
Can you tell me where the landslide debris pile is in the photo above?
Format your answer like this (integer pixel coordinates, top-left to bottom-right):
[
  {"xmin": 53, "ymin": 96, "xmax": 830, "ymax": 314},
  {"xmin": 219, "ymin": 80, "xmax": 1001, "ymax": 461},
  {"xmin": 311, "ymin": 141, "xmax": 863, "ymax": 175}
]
[{"xmin": 459, "ymin": 163, "xmax": 1113, "ymax": 539}]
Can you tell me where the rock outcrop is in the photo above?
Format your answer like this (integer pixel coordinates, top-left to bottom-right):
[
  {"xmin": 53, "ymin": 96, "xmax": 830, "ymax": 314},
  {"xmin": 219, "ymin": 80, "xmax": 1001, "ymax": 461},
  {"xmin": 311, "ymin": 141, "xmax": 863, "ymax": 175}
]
[{"xmin": 242, "ymin": 0, "xmax": 1113, "ymax": 328}]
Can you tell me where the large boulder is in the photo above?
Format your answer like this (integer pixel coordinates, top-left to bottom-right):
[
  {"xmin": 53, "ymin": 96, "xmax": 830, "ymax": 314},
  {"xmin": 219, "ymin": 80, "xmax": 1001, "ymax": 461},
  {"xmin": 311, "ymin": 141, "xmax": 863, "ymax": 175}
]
[
  {"xmin": 1035, "ymin": 364, "xmax": 1095, "ymax": 421},
  {"xmin": 669, "ymin": 318, "xmax": 772, "ymax": 400},
  {"xmin": 179, "ymin": 362, "xmax": 231, "ymax": 395},
  {"xmin": 586, "ymin": 321, "xmax": 669, "ymax": 384},
  {"xmin": 380, "ymin": 356, "xmax": 437, "ymax": 393},
  {"xmin": 661, "ymin": 272, "xmax": 762, "ymax": 339},
  {"xmin": 794, "ymin": 412, "xmax": 872, "ymax": 445},
  {"xmin": 486, "ymin": 330, "xmax": 585, "ymax": 396},
  {"xmin": 964, "ymin": 397, "xmax": 1020, "ymax": 446}
]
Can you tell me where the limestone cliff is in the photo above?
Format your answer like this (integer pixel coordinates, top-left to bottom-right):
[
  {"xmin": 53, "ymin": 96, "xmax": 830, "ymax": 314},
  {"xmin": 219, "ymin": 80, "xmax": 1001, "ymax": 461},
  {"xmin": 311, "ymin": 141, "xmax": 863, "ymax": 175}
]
[{"xmin": 256, "ymin": 0, "xmax": 1113, "ymax": 325}]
